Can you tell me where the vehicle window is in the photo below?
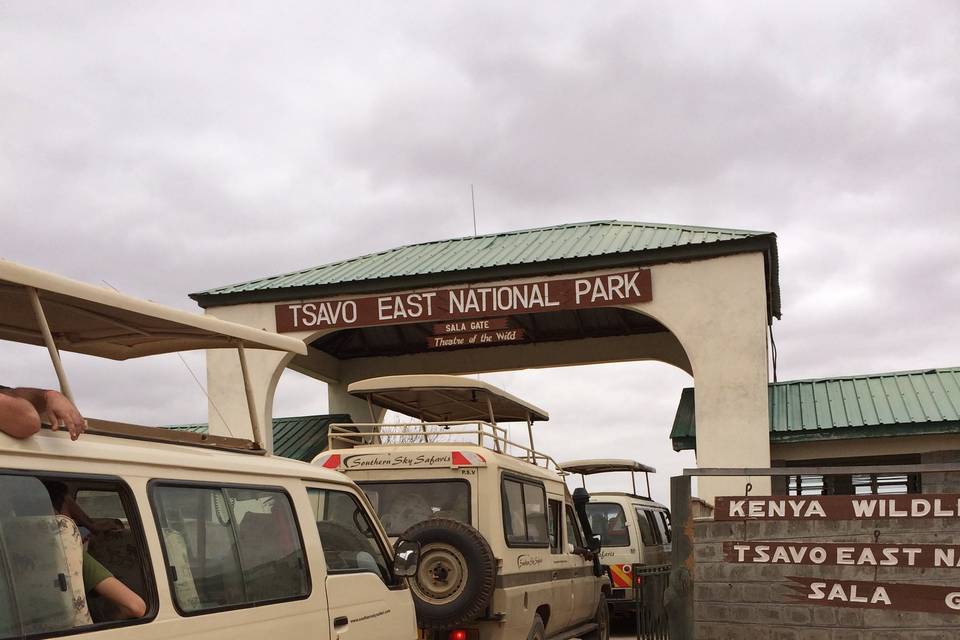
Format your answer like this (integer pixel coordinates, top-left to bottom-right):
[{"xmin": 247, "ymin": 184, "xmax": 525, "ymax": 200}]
[
  {"xmin": 633, "ymin": 507, "xmax": 655, "ymax": 545},
  {"xmin": 643, "ymin": 510, "xmax": 664, "ymax": 545},
  {"xmin": 152, "ymin": 484, "xmax": 308, "ymax": 614},
  {"xmin": 564, "ymin": 505, "xmax": 584, "ymax": 549},
  {"xmin": 360, "ymin": 481, "xmax": 470, "ymax": 536},
  {"xmin": 0, "ymin": 473, "xmax": 152, "ymax": 639},
  {"xmin": 657, "ymin": 510, "xmax": 672, "ymax": 543},
  {"xmin": 501, "ymin": 477, "xmax": 548, "ymax": 546},
  {"xmin": 548, "ymin": 500, "xmax": 562, "ymax": 553},
  {"xmin": 307, "ymin": 488, "xmax": 392, "ymax": 584},
  {"xmin": 585, "ymin": 502, "xmax": 630, "ymax": 547}
]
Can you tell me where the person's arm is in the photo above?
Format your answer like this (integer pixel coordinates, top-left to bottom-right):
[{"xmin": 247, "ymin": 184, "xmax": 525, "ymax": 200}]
[
  {"xmin": 2, "ymin": 388, "xmax": 85, "ymax": 440},
  {"xmin": 0, "ymin": 391, "xmax": 42, "ymax": 438},
  {"xmin": 93, "ymin": 577, "xmax": 147, "ymax": 619}
]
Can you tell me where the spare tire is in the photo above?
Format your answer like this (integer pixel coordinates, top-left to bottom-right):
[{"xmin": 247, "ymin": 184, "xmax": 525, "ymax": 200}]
[{"xmin": 399, "ymin": 518, "xmax": 496, "ymax": 629}]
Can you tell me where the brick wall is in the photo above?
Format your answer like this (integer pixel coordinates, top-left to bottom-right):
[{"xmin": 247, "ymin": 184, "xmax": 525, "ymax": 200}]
[{"xmin": 692, "ymin": 453, "xmax": 960, "ymax": 639}]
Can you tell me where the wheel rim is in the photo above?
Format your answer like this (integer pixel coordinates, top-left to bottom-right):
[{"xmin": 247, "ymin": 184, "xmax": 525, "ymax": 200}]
[{"xmin": 411, "ymin": 542, "xmax": 468, "ymax": 605}]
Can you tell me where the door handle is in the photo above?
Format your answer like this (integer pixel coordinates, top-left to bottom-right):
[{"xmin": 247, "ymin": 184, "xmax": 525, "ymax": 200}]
[
  {"xmin": 334, "ymin": 616, "xmax": 349, "ymax": 628},
  {"xmin": 552, "ymin": 571, "xmax": 559, "ymax": 580}
]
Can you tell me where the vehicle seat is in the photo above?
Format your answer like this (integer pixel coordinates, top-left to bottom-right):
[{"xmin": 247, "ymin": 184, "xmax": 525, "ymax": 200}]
[
  {"xmin": 236, "ymin": 511, "xmax": 302, "ymax": 600},
  {"xmin": 161, "ymin": 528, "xmax": 202, "ymax": 612},
  {"xmin": 87, "ymin": 528, "xmax": 146, "ymax": 620},
  {"xmin": 0, "ymin": 515, "xmax": 91, "ymax": 634}
]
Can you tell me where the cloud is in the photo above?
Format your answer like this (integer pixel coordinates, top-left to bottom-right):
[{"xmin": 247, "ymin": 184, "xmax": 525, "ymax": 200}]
[{"xmin": 2, "ymin": 1, "xmax": 958, "ymax": 502}]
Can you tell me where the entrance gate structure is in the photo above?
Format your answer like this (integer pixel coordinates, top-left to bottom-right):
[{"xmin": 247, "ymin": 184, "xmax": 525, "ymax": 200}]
[{"xmin": 190, "ymin": 221, "xmax": 781, "ymax": 502}]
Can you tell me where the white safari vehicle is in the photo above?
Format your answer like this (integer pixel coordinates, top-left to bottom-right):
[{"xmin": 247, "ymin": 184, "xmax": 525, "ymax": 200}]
[
  {"xmin": 0, "ymin": 260, "xmax": 420, "ymax": 640},
  {"xmin": 559, "ymin": 460, "xmax": 671, "ymax": 616},
  {"xmin": 314, "ymin": 375, "xmax": 611, "ymax": 640}
]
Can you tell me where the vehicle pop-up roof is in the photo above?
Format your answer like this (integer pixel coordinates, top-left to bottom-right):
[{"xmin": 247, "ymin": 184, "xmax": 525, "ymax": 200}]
[
  {"xmin": 347, "ymin": 374, "xmax": 549, "ymax": 424},
  {"xmin": 560, "ymin": 459, "xmax": 656, "ymax": 499},
  {"xmin": 329, "ymin": 374, "xmax": 554, "ymax": 465},
  {"xmin": 0, "ymin": 259, "xmax": 307, "ymax": 452}
]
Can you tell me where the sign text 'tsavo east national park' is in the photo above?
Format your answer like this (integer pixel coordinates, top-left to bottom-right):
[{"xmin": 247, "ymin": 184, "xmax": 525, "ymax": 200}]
[
  {"xmin": 715, "ymin": 494, "xmax": 960, "ymax": 615},
  {"xmin": 274, "ymin": 269, "xmax": 652, "ymax": 332}
]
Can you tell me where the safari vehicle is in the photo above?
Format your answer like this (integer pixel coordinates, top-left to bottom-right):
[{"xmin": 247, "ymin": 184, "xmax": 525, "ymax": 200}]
[
  {"xmin": 559, "ymin": 460, "xmax": 671, "ymax": 615},
  {"xmin": 313, "ymin": 375, "xmax": 611, "ymax": 640},
  {"xmin": 0, "ymin": 259, "xmax": 420, "ymax": 640}
]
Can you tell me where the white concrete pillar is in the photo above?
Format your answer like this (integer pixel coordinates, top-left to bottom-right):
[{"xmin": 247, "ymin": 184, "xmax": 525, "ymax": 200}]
[
  {"xmin": 328, "ymin": 382, "xmax": 386, "ymax": 423},
  {"xmin": 627, "ymin": 252, "xmax": 772, "ymax": 502}
]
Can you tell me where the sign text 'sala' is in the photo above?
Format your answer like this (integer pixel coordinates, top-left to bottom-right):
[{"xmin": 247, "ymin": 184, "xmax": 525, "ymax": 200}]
[{"xmin": 274, "ymin": 269, "xmax": 652, "ymax": 332}]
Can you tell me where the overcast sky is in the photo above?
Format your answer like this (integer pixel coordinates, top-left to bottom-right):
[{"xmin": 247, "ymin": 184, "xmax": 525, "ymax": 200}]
[{"xmin": 3, "ymin": 1, "xmax": 958, "ymax": 503}]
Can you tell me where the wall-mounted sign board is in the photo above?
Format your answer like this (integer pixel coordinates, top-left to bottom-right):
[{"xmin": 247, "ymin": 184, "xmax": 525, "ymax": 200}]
[
  {"xmin": 274, "ymin": 269, "xmax": 652, "ymax": 332},
  {"xmin": 714, "ymin": 494, "xmax": 960, "ymax": 521},
  {"xmin": 786, "ymin": 577, "xmax": 960, "ymax": 614}
]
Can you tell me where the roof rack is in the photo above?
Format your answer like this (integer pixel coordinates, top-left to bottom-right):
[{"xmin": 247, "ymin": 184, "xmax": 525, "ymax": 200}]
[{"xmin": 327, "ymin": 421, "xmax": 564, "ymax": 473}]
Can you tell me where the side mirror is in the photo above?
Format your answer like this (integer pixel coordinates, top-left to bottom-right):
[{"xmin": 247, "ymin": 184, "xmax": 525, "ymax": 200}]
[
  {"xmin": 589, "ymin": 534, "xmax": 601, "ymax": 553},
  {"xmin": 393, "ymin": 539, "xmax": 421, "ymax": 578}
]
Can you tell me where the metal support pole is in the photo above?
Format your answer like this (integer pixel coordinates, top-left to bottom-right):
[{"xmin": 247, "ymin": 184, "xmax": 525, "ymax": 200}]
[
  {"xmin": 526, "ymin": 416, "xmax": 535, "ymax": 463},
  {"xmin": 631, "ymin": 472, "xmax": 637, "ymax": 496},
  {"xmin": 236, "ymin": 344, "xmax": 263, "ymax": 451},
  {"xmin": 485, "ymin": 396, "xmax": 498, "ymax": 450},
  {"xmin": 645, "ymin": 472, "xmax": 652, "ymax": 499},
  {"xmin": 665, "ymin": 475, "xmax": 694, "ymax": 639},
  {"xmin": 27, "ymin": 287, "xmax": 75, "ymax": 402}
]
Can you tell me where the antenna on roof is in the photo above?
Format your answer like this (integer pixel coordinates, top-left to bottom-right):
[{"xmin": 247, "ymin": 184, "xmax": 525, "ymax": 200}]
[{"xmin": 471, "ymin": 184, "xmax": 478, "ymax": 236}]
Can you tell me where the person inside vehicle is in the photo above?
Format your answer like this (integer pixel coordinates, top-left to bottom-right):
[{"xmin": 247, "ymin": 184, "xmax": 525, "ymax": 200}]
[
  {"xmin": 0, "ymin": 386, "xmax": 86, "ymax": 440},
  {"xmin": 44, "ymin": 481, "xmax": 146, "ymax": 620}
]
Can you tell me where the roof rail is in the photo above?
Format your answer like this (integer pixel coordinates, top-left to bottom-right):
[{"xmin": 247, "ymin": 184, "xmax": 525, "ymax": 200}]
[
  {"xmin": 62, "ymin": 418, "xmax": 267, "ymax": 455},
  {"xmin": 327, "ymin": 421, "xmax": 564, "ymax": 473}
]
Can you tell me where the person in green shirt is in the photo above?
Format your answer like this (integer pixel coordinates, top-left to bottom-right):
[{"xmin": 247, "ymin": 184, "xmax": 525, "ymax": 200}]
[{"xmin": 44, "ymin": 481, "xmax": 147, "ymax": 620}]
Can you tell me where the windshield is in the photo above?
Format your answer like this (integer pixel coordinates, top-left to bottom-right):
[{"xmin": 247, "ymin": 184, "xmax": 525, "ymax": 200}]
[
  {"xmin": 359, "ymin": 481, "xmax": 470, "ymax": 536},
  {"xmin": 585, "ymin": 502, "xmax": 631, "ymax": 547}
]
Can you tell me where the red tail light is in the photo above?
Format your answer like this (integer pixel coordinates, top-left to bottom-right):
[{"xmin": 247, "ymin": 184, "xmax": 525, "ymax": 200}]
[{"xmin": 448, "ymin": 631, "xmax": 468, "ymax": 640}]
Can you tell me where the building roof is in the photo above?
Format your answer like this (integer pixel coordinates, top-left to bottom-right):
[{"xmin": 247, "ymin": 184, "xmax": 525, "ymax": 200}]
[
  {"xmin": 671, "ymin": 367, "xmax": 960, "ymax": 451},
  {"xmin": 166, "ymin": 414, "xmax": 351, "ymax": 462},
  {"xmin": 191, "ymin": 220, "xmax": 781, "ymax": 320}
]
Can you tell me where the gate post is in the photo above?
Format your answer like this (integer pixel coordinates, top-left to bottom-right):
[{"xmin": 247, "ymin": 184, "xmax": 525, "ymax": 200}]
[{"xmin": 665, "ymin": 475, "xmax": 694, "ymax": 639}]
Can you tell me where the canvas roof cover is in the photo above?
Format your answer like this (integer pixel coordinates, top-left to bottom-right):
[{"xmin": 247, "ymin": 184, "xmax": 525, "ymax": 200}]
[
  {"xmin": 560, "ymin": 459, "xmax": 656, "ymax": 474},
  {"xmin": 0, "ymin": 259, "xmax": 307, "ymax": 359},
  {"xmin": 348, "ymin": 374, "xmax": 549, "ymax": 423}
]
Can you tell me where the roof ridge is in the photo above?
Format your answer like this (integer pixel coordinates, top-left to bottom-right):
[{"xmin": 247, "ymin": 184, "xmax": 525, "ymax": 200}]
[
  {"xmin": 769, "ymin": 366, "xmax": 960, "ymax": 386},
  {"xmin": 193, "ymin": 219, "xmax": 773, "ymax": 296}
]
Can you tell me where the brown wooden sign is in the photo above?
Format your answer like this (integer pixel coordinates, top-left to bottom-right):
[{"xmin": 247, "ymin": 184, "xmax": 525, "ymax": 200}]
[
  {"xmin": 432, "ymin": 317, "xmax": 512, "ymax": 335},
  {"xmin": 427, "ymin": 327, "xmax": 526, "ymax": 349},
  {"xmin": 274, "ymin": 269, "xmax": 652, "ymax": 332},
  {"xmin": 786, "ymin": 576, "xmax": 960, "ymax": 614},
  {"xmin": 724, "ymin": 541, "xmax": 960, "ymax": 568},
  {"xmin": 714, "ymin": 494, "xmax": 960, "ymax": 521}
]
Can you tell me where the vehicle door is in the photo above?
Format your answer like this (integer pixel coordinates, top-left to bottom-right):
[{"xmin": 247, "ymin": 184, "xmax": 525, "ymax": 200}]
[
  {"xmin": 564, "ymin": 504, "xmax": 598, "ymax": 625},
  {"xmin": 545, "ymin": 497, "xmax": 573, "ymax": 632},
  {"xmin": 633, "ymin": 506, "xmax": 667, "ymax": 565},
  {"xmin": 306, "ymin": 485, "xmax": 417, "ymax": 640}
]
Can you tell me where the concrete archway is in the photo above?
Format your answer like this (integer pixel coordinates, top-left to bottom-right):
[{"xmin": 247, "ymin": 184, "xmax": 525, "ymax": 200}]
[{"xmin": 195, "ymin": 221, "xmax": 779, "ymax": 500}]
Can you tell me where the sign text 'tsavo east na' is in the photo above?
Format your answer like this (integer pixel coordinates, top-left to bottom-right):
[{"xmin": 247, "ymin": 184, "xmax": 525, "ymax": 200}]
[{"xmin": 274, "ymin": 269, "xmax": 652, "ymax": 332}]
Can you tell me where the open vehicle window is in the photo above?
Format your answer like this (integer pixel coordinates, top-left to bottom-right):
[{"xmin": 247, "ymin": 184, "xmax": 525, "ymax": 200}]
[
  {"xmin": 501, "ymin": 477, "xmax": 548, "ymax": 547},
  {"xmin": 564, "ymin": 505, "xmax": 584, "ymax": 549},
  {"xmin": 151, "ymin": 484, "xmax": 309, "ymax": 614},
  {"xmin": 307, "ymin": 488, "xmax": 392, "ymax": 584},
  {"xmin": 359, "ymin": 481, "xmax": 469, "ymax": 536},
  {"xmin": 585, "ymin": 502, "xmax": 630, "ymax": 547},
  {"xmin": 548, "ymin": 500, "xmax": 562, "ymax": 553},
  {"xmin": 657, "ymin": 510, "xmax": 672, "ymax": 543},
  {"xmin": 0, "ymin": 473, "xmax": 152, "ymax": 639}
]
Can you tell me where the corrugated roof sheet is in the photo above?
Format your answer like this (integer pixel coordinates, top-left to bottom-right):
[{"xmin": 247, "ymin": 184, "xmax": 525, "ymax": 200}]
[
  {"xmin": 191, "ymin": 220, "xmax": 780, "ymax": 318},
  {"xmin": 671, "ymin": 367, "xmax": 960, "ymax": 451},
  {"xmin": 165, "ymin": 414, "xmax": 351, "ymax": 462}
]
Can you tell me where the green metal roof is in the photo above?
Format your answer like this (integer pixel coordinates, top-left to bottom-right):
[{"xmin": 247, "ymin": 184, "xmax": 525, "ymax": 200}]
[
  {"xmin": 165, "ymin": 414, "xmax": 351, "ymax": 462},
  {"xmin": 191, "ymin": 220, "xmax": 781, "ymax": 319},
  {"xmin": 671, "ymin": 367, "xmax": 960, "ymax": 451}
]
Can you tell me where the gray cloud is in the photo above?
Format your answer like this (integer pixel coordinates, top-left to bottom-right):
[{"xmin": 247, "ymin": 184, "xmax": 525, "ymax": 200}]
[{"xmin": 2, "ymin": 1, "xmax": 959, "ymax": 502}]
